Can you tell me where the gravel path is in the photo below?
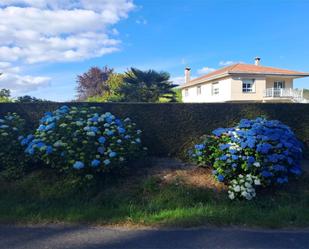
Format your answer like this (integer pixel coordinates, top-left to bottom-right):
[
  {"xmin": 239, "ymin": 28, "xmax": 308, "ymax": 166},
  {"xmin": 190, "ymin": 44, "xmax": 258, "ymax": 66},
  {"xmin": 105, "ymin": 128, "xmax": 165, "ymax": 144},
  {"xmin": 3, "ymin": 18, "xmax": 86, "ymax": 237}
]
[{"xmin": 1, "ymin": 225, "xmax": 309, "ymax": 249}]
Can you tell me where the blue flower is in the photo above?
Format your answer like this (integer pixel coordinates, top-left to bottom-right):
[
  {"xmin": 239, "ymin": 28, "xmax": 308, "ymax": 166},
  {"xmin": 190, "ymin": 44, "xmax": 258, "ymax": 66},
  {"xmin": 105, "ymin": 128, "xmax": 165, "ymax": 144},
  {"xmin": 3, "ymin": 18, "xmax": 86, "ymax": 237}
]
[
  {"xmin": 117, "ymin": 127, "xmax": 126, "ymax": 134},
  {"xmin": 273, "ymin": 164, "xmax": 286, "ymax": 171},
  {"xmin": 91, "ymin": 159, "xmax": 100, "ymax": 167},
  {"xmin": 97, "ymin": 147, "xmax": 105, "ymax": 154},
  {"xmin": 290, "ymin": 166, "xmax": 302, "ymax": 175},
  {"xmin": 212, "ymin": 128, "xmax": 226, "ymax": 137},
  {"xmin": 73, "ymin": 161, "xmax": 84, "ymax": 170},
  {"xmin": 195, "ymin": 144, "xmax": 205, "ymax": 150},
  {"xmin": 98, "ymin": 136, "xmax": 106, "ymax": 144},
  {"xmin": 105, "ymin": 116, "xmax": 113, "ymax": 123},
  {"xmin": 46, "ymin": 146, "xmax": 53, "ymax": 155},
  {"xmin": 109, "ymin": 151, "xmax": 117, "ymax": 158},
  {"xmin": 239, "ymin": 119, "xmax": 252, "ymax": 128},
  {"xmin": 231, "ymin": 155, "xmax": 238, "ymax": 160},
  {"xmin": 36, "ymin": 142, "xmax": 45, "ymax": 148},
  {"xmin": 247, "ymin": 137, "xmax": 256, "ymax": 148},
  {"xmin": 219, "ymin": 144, "xmax": 230, "ymax": 150},
  {"xmin": 104, "ymin": 159, "xmax": 111, "ymax": 165},
  {"xmin": 217, "ymin": 174, "xmax": 225, "ymax": 182},
  {"xmin": 219, "ymin": 155, "xmax": 228, "ymax": 161},
  {"xmin": 89, "ymin": 116, "xmax": 99, "ymax": 122},
  {"xmin": 247, "ymin": 156, "xmax": 255, "ymax": 164},
  {"xmin": 261, "ymin": 170, "xmax": 273, "ymax": 178},
  {"xmin": 256, "ymin": 143, "xmax": 272, "ymax": 154},
  {"xmin": 229, "ymin": 149, "xmax": 237, "ymax": 154},
  {"xmin": 106, "ymin": 130, "xmax": 114, "ymax": 136},
  {"xmin": 90, "ymin": 126, "xmax": 98, "ymax": 133},
  {"xmin": 46, "ymin": 123, "xmax": 55, "ymax": 131},
  {"xmin": 277, "ymin": 177, "xmax": 288, "ymax": 184},
  {"xmin": 37, "ymin": 125, "xmax": 46, "ymax": 131}
]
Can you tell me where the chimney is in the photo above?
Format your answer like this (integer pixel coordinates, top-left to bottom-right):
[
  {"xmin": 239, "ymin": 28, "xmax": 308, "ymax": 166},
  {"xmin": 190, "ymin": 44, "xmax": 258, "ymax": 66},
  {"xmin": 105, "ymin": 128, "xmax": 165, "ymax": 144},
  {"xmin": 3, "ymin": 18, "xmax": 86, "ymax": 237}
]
[
  {"xmin": 254, "ymin": 57, "xmax": 261, "ymax": 66},
  {"xmin": 185, "ymin": 67, "xmax": 191, "ymax": 83}
]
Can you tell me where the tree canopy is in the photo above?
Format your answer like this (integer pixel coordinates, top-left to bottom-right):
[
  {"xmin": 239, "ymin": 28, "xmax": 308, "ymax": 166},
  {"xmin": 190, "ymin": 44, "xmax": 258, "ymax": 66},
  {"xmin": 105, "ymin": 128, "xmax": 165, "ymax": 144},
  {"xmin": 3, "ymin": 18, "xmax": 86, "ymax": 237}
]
[
  {"xmin": 119, "ymin": 68, "xmax": 178, "ymax": 102},
  {"xmin": 76, "ymin": 66, "xmax": 113, "ymax": 100}
]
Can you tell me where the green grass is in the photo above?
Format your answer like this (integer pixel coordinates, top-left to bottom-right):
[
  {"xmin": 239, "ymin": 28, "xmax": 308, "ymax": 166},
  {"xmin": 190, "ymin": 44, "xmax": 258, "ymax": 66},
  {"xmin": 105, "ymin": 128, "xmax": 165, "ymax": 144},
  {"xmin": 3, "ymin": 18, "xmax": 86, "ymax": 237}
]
[{"xmin": 0, "ymin": 168, "xmax": 309, "ymax": 228}]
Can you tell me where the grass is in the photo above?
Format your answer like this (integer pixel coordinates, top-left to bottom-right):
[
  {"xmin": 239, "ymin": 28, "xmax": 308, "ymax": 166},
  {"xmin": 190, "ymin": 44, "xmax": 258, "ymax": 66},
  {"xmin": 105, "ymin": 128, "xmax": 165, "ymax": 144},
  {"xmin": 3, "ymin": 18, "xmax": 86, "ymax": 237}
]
[{"xmin": 0, "ymin": 165, "xmax": 309, "ymax": 228}]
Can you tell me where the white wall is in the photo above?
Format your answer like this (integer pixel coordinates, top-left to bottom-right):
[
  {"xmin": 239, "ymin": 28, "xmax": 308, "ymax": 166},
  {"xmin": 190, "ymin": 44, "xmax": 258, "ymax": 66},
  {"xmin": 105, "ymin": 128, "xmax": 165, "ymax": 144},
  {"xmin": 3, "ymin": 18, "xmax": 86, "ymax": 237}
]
[{"xmin": 182, "ymin": 78, "xmax": 232, "ymax": 103}]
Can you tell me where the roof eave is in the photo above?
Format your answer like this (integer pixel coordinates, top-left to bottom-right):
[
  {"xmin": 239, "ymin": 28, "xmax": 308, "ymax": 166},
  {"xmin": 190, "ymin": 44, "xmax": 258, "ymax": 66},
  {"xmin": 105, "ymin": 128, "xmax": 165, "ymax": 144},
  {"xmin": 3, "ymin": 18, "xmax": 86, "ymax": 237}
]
[
  {"xmin": 179, "ymin": 72, "xmax": 230, "ymax": 89},
  {"xmin": 229, "ymin": 72, "xmax": 309, "ymax": 77}
]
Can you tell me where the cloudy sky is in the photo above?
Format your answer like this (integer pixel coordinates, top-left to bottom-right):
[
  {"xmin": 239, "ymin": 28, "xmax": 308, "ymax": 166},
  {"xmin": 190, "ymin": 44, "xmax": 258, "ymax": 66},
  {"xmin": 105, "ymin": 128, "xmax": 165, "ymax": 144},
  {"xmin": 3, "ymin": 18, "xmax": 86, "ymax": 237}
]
[{"xmin": 0, "ymin": 0, "xmax": 309, "ymax": 101}]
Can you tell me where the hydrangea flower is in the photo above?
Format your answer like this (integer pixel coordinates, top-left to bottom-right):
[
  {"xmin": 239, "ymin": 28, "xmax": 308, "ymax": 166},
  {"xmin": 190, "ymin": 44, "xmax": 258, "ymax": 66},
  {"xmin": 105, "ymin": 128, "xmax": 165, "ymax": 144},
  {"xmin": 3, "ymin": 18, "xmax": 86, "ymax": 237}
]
[
  {"xmin": 73, "ymin": 161, "xmax": 84, "ymax": 169},
  {"xmin": 22, "ymin": 106, "xmax": 146, "ymax": 178},
  {"xmin": 190, "ymin": 117, "xmax": 303, "ymax": 200}
]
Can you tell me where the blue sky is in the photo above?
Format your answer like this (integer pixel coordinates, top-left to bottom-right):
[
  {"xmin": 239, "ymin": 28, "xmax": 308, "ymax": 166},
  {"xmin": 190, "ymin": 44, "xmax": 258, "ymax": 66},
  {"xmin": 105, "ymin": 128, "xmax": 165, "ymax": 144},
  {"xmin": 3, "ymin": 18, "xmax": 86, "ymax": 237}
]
[{"xmin": 0, "ymin": 0, "xmax": 309, "ymax": 101}]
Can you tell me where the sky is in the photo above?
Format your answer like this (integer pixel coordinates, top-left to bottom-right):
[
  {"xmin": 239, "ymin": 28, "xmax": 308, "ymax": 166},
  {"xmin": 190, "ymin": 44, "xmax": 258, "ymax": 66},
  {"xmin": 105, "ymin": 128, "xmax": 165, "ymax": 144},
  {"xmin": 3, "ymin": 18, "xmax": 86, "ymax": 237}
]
[{"xmin": 0, "ymin": 0, "xmax": 309, "ymax": 101}]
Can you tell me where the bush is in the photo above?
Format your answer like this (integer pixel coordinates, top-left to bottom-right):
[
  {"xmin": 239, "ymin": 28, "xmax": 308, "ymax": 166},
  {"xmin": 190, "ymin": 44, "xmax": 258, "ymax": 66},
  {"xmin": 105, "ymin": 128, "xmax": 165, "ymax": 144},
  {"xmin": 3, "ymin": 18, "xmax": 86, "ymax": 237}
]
[
  {"xmin": 0, "ymin": 113, "xmax": 28, "ymax": 179},
  {"xmin": 189, "ymin": 118, "xmax": 303, "ymax": 200},
  {"xmin": 22, "ymin": 105, "xmax": 146, "ymax": 179}
]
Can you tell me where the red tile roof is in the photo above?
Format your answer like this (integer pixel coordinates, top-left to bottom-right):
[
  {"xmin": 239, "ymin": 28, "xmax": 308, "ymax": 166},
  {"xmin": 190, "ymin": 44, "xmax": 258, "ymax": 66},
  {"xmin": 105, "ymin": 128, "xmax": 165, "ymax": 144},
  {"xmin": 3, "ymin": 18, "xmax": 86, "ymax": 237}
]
[{"xmin": 181, "ymin": 63, "xmax": 309, "ymax": 88}]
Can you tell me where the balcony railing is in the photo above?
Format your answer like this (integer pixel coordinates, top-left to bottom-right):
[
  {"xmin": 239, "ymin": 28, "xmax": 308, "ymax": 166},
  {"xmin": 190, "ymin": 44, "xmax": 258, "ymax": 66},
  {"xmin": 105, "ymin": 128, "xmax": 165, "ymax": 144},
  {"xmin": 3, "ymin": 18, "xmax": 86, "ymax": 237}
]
[{"xmin": 263, "ymin": 88, "xmax": 303, "ymax": 102}]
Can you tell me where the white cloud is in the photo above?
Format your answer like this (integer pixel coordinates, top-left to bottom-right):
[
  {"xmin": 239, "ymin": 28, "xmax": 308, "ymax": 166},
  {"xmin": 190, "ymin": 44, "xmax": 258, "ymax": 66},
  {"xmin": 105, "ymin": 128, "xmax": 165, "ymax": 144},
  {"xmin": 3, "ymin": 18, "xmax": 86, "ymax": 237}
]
[
  {"xmin": 219, "ymin": 60, "xmax": 243, "ymax": 66},
  {"xmin": 0, "ymin": 1, "xmax": 135, "ymax": 63},
  {"xmin": 0, "ymin": 1, "xmax": 135, "ymax": 96},
  {"xmin": 0, "ymin": 62, "xmax": 50, "ymax": 95},
  {"xmin": 171, "ymin": 76, "xmax": 185, "ymax": 85},
  {"xmin": 197, "ymin": 67, "xmax": 216, "ymax": 75}
]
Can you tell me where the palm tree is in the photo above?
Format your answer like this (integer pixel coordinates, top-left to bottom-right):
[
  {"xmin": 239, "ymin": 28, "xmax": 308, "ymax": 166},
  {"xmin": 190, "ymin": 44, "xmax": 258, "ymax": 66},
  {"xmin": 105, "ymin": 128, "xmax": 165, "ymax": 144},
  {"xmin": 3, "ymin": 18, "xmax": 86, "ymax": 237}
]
[{"xmin": 119, "ymin": 68, "xmax": 178, "ymax": 102}]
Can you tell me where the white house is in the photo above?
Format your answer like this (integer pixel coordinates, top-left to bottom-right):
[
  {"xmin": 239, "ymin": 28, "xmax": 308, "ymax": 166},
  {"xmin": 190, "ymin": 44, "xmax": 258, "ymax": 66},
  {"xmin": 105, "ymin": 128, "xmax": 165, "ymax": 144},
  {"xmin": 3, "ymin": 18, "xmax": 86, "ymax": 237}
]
[{"xmin": 180, "ymin": 58, "xmax": 309, "ymax": 103}]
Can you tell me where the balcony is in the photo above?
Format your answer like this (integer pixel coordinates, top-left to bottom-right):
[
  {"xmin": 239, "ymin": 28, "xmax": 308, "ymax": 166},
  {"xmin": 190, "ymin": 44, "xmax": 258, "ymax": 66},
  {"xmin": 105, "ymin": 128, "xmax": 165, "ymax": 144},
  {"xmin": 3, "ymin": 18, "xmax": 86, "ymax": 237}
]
[{"xmin": 263, "ymin": 88, "xmax": 305, "ymax": 103}]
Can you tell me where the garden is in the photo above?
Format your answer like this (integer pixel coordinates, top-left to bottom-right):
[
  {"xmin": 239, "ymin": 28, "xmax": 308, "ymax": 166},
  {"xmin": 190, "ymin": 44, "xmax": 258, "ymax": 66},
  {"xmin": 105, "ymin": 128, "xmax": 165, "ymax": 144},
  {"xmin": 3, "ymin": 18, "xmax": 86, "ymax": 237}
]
[{"xmin": 0, "ymin": 103, "xmax": 309, "ymax": 227}]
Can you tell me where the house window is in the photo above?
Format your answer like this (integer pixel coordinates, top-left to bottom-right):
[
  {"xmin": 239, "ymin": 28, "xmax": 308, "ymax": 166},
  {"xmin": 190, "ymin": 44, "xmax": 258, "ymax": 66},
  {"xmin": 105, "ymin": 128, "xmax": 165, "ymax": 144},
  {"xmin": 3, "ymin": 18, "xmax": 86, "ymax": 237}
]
[
  {"xmin": 212, "ymin": 83, "xmax": 219, "ymax": 95},
  {"xmin": 197, "ymin": 86, "xmax": 201, "ymax": 95},
  {"xmin": 242, "ymin": 79, "xmax": 255, "ymax": 93},
  {"xmin": 184, "ymin": 89, "xmax": 189, "ymax": 97},
  {"xmin": 274, "ymin": 81, "xmax": 285, "ymax": 89}
]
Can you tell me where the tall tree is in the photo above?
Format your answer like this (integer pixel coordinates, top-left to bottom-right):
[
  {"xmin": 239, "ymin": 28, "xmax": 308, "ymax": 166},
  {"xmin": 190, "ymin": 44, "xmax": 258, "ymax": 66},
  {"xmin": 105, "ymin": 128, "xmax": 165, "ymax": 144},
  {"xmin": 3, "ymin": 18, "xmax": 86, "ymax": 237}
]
[
  {"xmin": 87, "ymin": 73, "xmax": 124, "ymax": 102},
  {"xmin": 0, "ymin": 88, "xmax": 11, "ymax": 103},
  {"xmin": 76, "ymin": 66, "xmax": 113, "ymax": 100},
  {"xmin": 15, "ymin": 95, "xmax": 50, "ymax": 103},
  {"xmin": 119, "ymin": 68, "xmax": 177, "ymax": 102}
]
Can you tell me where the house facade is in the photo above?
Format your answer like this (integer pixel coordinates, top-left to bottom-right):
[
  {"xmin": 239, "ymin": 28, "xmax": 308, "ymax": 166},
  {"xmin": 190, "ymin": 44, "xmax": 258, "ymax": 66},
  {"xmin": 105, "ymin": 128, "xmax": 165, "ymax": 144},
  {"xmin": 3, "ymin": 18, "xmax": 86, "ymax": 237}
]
[{"xmin": 180, "ymin": 58, "xmax": 309, "ymax": 103}]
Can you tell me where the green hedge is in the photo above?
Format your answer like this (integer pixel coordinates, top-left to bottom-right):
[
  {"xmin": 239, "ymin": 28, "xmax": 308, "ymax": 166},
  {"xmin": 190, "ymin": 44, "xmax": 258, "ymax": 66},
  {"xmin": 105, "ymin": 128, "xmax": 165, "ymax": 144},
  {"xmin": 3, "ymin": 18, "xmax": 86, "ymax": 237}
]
[{"xmin": 1, "ymin": 103, "xmax": 309, "ymax": 157}]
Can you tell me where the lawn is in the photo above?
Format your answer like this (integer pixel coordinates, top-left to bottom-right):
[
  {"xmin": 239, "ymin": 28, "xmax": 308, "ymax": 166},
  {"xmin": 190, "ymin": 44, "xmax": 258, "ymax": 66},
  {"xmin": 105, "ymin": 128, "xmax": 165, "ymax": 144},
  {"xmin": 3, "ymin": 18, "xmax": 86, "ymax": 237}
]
[{"xmin": 0, "ymin": 159, "xmax": 308, "ymax": 228}]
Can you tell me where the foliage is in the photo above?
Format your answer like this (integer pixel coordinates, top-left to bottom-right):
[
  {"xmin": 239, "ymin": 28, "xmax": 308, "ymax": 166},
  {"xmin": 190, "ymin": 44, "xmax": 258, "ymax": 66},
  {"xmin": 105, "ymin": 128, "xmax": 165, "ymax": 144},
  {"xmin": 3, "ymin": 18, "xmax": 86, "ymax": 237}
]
[
  {"xmin": 189, "ymin": 118, "xmax": 303, "ymax": 200},
  {"xmin": 159, "ymin": 88, "xmax": 182, "ymax": 103},
  {"xmin": 1, "ymin": 103, "xmax": 309, "ymax": 157},
  {"xmin": 119, "ymin": 68, "xmax": 178, "ymax": 102},
  {"xmin": 1, "ymin": 168, "xmax": 309, "ymax": 227},
  {"xmin": 15, "ymin": 95, "xmax": 50, "ymax": 103},
  {"xmin": 87, "ymin": 73, "xmax": 124, "ymax": 102},
  {"xmin": 76, "ymin": 66, "xmax": 114, "ymax": 100},
  {"xmin": 0, "ymin": 89, "xmax": 11, "ymax": 103},
  {"xmin": 0, "ymin": 113, "xmax": 28, "ymax": 179},
  {"xmin": 22, "ymin": 105, "xmax": 146, "ymax": 180}
]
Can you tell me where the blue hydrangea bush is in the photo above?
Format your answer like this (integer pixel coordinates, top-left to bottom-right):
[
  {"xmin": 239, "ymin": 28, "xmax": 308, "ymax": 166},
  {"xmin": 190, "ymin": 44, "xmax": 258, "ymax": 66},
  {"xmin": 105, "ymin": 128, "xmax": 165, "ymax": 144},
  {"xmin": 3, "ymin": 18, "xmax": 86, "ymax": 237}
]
[
  {"xmin": 190, "ymin": 118, "xmax": 303, "ymax": 200},
  {"xmin": 0, "ymin": 113, "xmax": 28, "ymax": 179},
  {"xmin": 21, "ymin": 106, "xmax": 146, "ymax": 177}
]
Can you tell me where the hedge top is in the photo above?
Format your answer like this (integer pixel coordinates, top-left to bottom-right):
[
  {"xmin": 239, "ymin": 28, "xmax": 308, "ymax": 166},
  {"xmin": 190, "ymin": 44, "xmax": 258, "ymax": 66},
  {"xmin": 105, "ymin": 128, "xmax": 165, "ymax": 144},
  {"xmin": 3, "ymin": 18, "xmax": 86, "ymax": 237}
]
[{"xmin": 0, "ymin": 102, "xmax": 308, "ymax": 157}]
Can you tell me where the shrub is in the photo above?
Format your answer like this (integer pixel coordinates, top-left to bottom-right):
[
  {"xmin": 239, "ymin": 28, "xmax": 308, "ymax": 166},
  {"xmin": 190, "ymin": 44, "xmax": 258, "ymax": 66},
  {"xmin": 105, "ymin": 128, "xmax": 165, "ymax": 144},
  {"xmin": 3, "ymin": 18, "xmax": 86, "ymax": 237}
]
[
  {"xmin": 189, "ymin": 118, "xmax": 303, "ymax": 200},
  {"xmin": 0, "ymin": 113, "xmax": 28, "ymax": 179},
  {"xmin": 22, "ymin": 105, "xmax": 146, "ymax": 179}
]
